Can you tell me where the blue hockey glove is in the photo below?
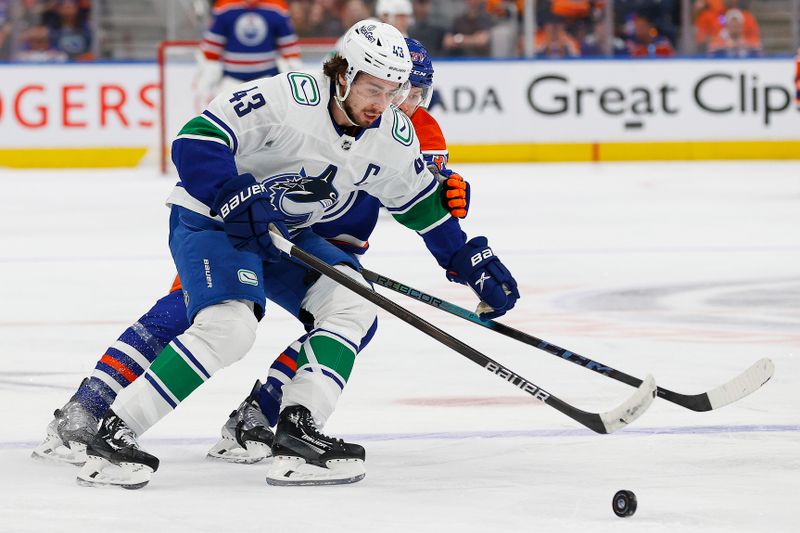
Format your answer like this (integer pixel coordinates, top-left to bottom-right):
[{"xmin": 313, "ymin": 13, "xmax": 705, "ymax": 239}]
[
  {"xmin": 446, "ymin": 236, "xmax": 520, "ymax": 320},
  {"xmin": 210, "ymin": 173, "xmax": 289, "ymax": 262}
]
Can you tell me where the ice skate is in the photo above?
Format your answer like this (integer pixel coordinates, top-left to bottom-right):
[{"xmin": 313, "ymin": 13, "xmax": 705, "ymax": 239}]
[
  {"xmin": 207, "ymin": 380, "xmax": 274, "ymax": 464},
  {"xmin": 265, "ymin": 405, "xmax": 365, "ymax": 486},
  {"xmin": 76, "ymin": 410, "xmax": 159, "ymax": 490},
  {"xmin": 31, "ymin": 397, "xmax": 99, "ymax": 466}
]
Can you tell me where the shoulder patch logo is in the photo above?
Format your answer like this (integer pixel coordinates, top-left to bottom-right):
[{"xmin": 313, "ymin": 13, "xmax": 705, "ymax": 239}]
[
  {"xmin": 237, "ymin": 269, "xmax": 259, "ymax": 286},
  {"xmin": 288, "ymin": 73, "xmax": 320, "ymax": 106},
  {"xmin": 392, "ymin": 107, "xmax": 414, "ymax": 146}
]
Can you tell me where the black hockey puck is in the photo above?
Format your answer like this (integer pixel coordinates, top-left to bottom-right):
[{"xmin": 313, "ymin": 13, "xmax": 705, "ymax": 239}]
[{"xmin": 612, "ymin": 490, "xmax": 637, "ymax": 517}]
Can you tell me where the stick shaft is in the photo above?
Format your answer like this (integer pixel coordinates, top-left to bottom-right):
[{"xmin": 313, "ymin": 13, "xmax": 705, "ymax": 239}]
[
  {"xmin": 269, "ymin": 231, "xmax": 617, "ymax": 433},
  {"xmin": 361, "ymin": 269, "xmax": 716, "ymax": 411}
]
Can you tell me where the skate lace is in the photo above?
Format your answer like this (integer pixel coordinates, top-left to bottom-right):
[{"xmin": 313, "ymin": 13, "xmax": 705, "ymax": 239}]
[
  {"xmin": 301, "ymin": 414, "xmax": 343, "ymax": 446},
  {"xmin": 110, "ymin": 420, "xmax": 139, "ymax": 448},
  {"xmin": 61, "ymin": 401, "xmax": 98, "ymax": 430},
  {"xmin": 241, "ymin": 400, "xmax": 269, "ymax": 431}
]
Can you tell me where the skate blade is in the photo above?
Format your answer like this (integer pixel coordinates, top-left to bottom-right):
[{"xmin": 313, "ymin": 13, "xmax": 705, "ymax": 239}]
[
  {"xmin": 76, "ymin": 456, "xmax": 154, "ymax": 489},
  {"xmin": 265, "ymin": 456, "xmax": 365, "ymax": 486},
  {"xmin": 31, "ymin": 437, "xmax": 87, "ymax": 466},
  {"xmin": 206, "ymin": 438, "xmax": 271, "ymax": 465}
]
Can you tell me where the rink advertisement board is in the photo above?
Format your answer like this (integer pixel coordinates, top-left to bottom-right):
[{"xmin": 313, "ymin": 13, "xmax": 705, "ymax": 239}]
[
  {"xmin": 0, "ymin": 58, "xmax": 798, "ymax": 167},
  {"xmin": 0, "ymin": 63, "xmax": 158, "ymax": 167},
  {"xmin": 429, "ymin": 58, "xmax": 800, "ymax": 162}
]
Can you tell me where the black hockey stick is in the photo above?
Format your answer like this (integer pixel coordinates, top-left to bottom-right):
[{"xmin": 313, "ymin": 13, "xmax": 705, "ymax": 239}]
[
  {"xmin": 268, "ymin": 228, "xmax": 656, "ymax": 434},
  {"xmin": 361, "ymin": 269, "xmax": 774, "ymax": 412}
]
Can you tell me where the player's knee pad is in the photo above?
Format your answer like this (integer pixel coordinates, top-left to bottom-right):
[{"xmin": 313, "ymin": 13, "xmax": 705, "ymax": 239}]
[
  {"xmin": 182, "ymin": 299, "xmax": 258, "ymax": 373},
  {"xmin": 302, "ymin": 265, "xmax": 377, "ymax": 347}
]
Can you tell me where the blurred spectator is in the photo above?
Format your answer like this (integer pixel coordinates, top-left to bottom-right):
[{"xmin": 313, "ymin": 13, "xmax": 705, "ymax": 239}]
[
  {"xmin": 49, "ymin": 0, "xmax": 92, "ymax": 60},
  {"xmin": 443, "ymin": 0, "xmax": 492, "ymax": 57},
  {"xmin": 376, "ymin": 0, "xmax": 412, "ymax": 36},
  {"xmin": 581, "ymin": 12, "xmax": 627, "ymax": 56},
  {"xmin": 526, "ymin": 14, "xmax": 580, "ymax": 58},
  {"xmin": 485, "ymin": 0, "xmax": 523, "ymax": 17},
  {"xmin": 693, "ymin": 0, "xmax": 723, "ymax": 52},
  {"xmin": 551, "ymin": 0, "xmax": 592, "ymax": 20},
  {"xmin": 624, "ymin": 9, "xmax": 675, "ymax": 56},
  {"xmin": 340, "ymin": 0, "xmax": 370, "ymax": 30},
  {"xmin": 21, "ymin": 0, "xmax": 47, "ymax": 28},
  {"xmin": 694, "ymin": 0, "xmax": 759, "ymax": 53},
  {"xmin": 288, "ymin": 0, "xmax": 313, "ymax": 37},
  {"xmin": 16, "ymin": 23, "xmax": 67, "ymax": 61},
  {"xmin": 550, "ymin": 0, "xmax": 593, "ymax": 41},
  {"xmin": 42, "ymin": 0, "xmax": 90, "ymax": 30},
  {"xmin": 485, "ymin": 0, "xmax": 519, "ymax": 57},
  {"xmin": 0, "ymin": 0, "xmax": 11, "ymax": 60},
  {"xmin": 408, "ymin": 0, "xmax": 445, "ymax": 57},
  {"xmin": 308, "ymin": 0, "xmax": 344, "ymax": 37},
  {"xmin": 707, "ymin": 8, "xmax": 760, "ymax": 57},
  {"xmin": 617, "ymin": 0, "xmax": 677, "ymax": 43}
]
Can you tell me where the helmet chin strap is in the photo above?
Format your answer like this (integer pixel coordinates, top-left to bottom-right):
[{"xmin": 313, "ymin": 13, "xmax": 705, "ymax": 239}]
[{"xmin": 334, "ymin": 79, "xmax": 360, "ymax": 127}]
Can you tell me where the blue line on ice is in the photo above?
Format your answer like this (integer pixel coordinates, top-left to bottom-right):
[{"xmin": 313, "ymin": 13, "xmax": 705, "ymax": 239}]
[{"xmin": 4, "ymin": 424, "xmax": 799, "ymax": 450}]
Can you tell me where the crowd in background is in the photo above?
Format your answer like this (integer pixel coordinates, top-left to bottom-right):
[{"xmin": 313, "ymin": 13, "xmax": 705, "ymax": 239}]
[
  {"xmin": 0, "ymin": 0, "xmax": 92, "ymax": 61},
  {"xmin": 0, "ymin": 0, "xmax": 771, "ymax": 61}
]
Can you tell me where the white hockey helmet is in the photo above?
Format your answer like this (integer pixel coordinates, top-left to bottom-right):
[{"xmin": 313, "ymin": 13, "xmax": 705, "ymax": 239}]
[
  {"xmin": 339, "ymin": 20, "xmax": 412, "ymax": 90},
  {"xmin": 375, "ymin": 0, "xmax": 413, "ymax": 17}
]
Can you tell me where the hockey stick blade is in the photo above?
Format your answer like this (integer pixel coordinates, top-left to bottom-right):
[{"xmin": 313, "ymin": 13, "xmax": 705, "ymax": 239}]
[
  {"xmin": 268, "ymin": 228, "xmax": 655, "ymax": 434},
  {"xmin": 658, "ymin": 358, "xmax": 774, "ymax": 412},
  {"xmin": 597, "ymin": 373, "xmax": 656, "ymax": 434},
  {"xmin": 362, "ymin": 269, "xmax": 775, "ymax": 413}
]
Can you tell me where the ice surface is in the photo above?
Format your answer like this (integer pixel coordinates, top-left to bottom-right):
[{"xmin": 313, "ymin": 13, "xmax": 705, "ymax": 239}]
[{"xmin": 1, "ymin": 162, "xmax": 798, "ymax": 532}]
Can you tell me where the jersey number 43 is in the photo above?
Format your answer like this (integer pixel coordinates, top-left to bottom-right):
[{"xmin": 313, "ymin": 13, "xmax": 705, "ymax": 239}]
[{"xmin": 229, "ymin": 87, "xmax": 266, "ymax": 117}]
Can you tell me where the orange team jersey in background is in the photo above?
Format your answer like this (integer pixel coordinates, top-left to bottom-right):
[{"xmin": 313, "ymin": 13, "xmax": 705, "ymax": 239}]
[
  {"xmin": 170, "ymin": 275, "xmax": 183, "ymax": 293},
  {"xmin": 169, "ymin": 107, "xmax": 450, "ymax": 295},
  {"xmin": 212, "ymin": 0, "xmax": 289, "ymax": 10},
  {"xmin": 695, "ymin": 8, "xmax": 760, "ymax": 46},
  {"xmin": 487, "ymin": 0, "xmax": 594, "ymax": 19},
  {"xmin": 550, "ymin": 0, "xmax": 591, "ymax": 19},
  {"xmin": 795, "ymin": 49, "xmax": 800, "ymax": 105},
  {"xmin": 411, "ymin": 107, "xmax": 448, "ymax": 170}
]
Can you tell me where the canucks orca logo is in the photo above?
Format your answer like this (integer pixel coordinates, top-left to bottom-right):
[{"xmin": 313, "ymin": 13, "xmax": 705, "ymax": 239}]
[{"xmin": 262, "ymin": 165, "xmax": 339, "ymax": 226}]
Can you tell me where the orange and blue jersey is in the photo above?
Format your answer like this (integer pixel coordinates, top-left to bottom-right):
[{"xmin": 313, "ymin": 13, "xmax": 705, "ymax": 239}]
[
  {"xmin": 795, "ymin": 50, "xmax": 800, "ymax": 106},
  {"xmin": 76, "ymin": 289, "xmax": 190, "ymax": 417},
  {"xmin": 201, "ymin": 0, "xmax": 300, "ymax": 81},
  {"xmin": 412, "ymin": 107, "xmax": 449, "ymax": 172}
]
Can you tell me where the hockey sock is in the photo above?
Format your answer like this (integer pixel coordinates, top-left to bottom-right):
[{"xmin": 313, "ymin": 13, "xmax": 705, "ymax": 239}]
[
  {"xmin": 280, "ymin": 329, "xmax": 358, "ymax": 426},
  {"xmin": 112, "ymin": 338, "xmax": 211, "ymax": 435},
  {"xmin": 74, "ymin": 291, "xmax": 190, "ymax": 418},
  {"xmin": 113, "ymin": 300, "xmax": 256, "ymax": 435},
  {"xmin": 257, "ymin": 337, "xmax": 303, "ymax": 426}
]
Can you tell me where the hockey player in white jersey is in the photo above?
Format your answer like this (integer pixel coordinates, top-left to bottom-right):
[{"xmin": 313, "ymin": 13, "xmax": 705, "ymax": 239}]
[{"xmin": 77, "ymin": 20, "xmax": 519, "ymax": 488}]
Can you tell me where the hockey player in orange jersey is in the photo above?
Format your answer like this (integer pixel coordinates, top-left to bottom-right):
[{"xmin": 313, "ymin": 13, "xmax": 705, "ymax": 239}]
[{"xmin": 401, "ymin": 38, "xmax": 469, "ymax": 218}]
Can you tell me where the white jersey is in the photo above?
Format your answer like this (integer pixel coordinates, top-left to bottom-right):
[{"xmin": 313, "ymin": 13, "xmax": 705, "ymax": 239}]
[{"xmin": 168, "ymin": 70, "xmax": 451, "ymax": 237}]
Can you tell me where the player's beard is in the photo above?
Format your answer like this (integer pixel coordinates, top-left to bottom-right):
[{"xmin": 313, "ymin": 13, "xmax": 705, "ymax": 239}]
[{"xmin": 343, "ymin": 98, "xmax": 379, "ymax": 128}]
